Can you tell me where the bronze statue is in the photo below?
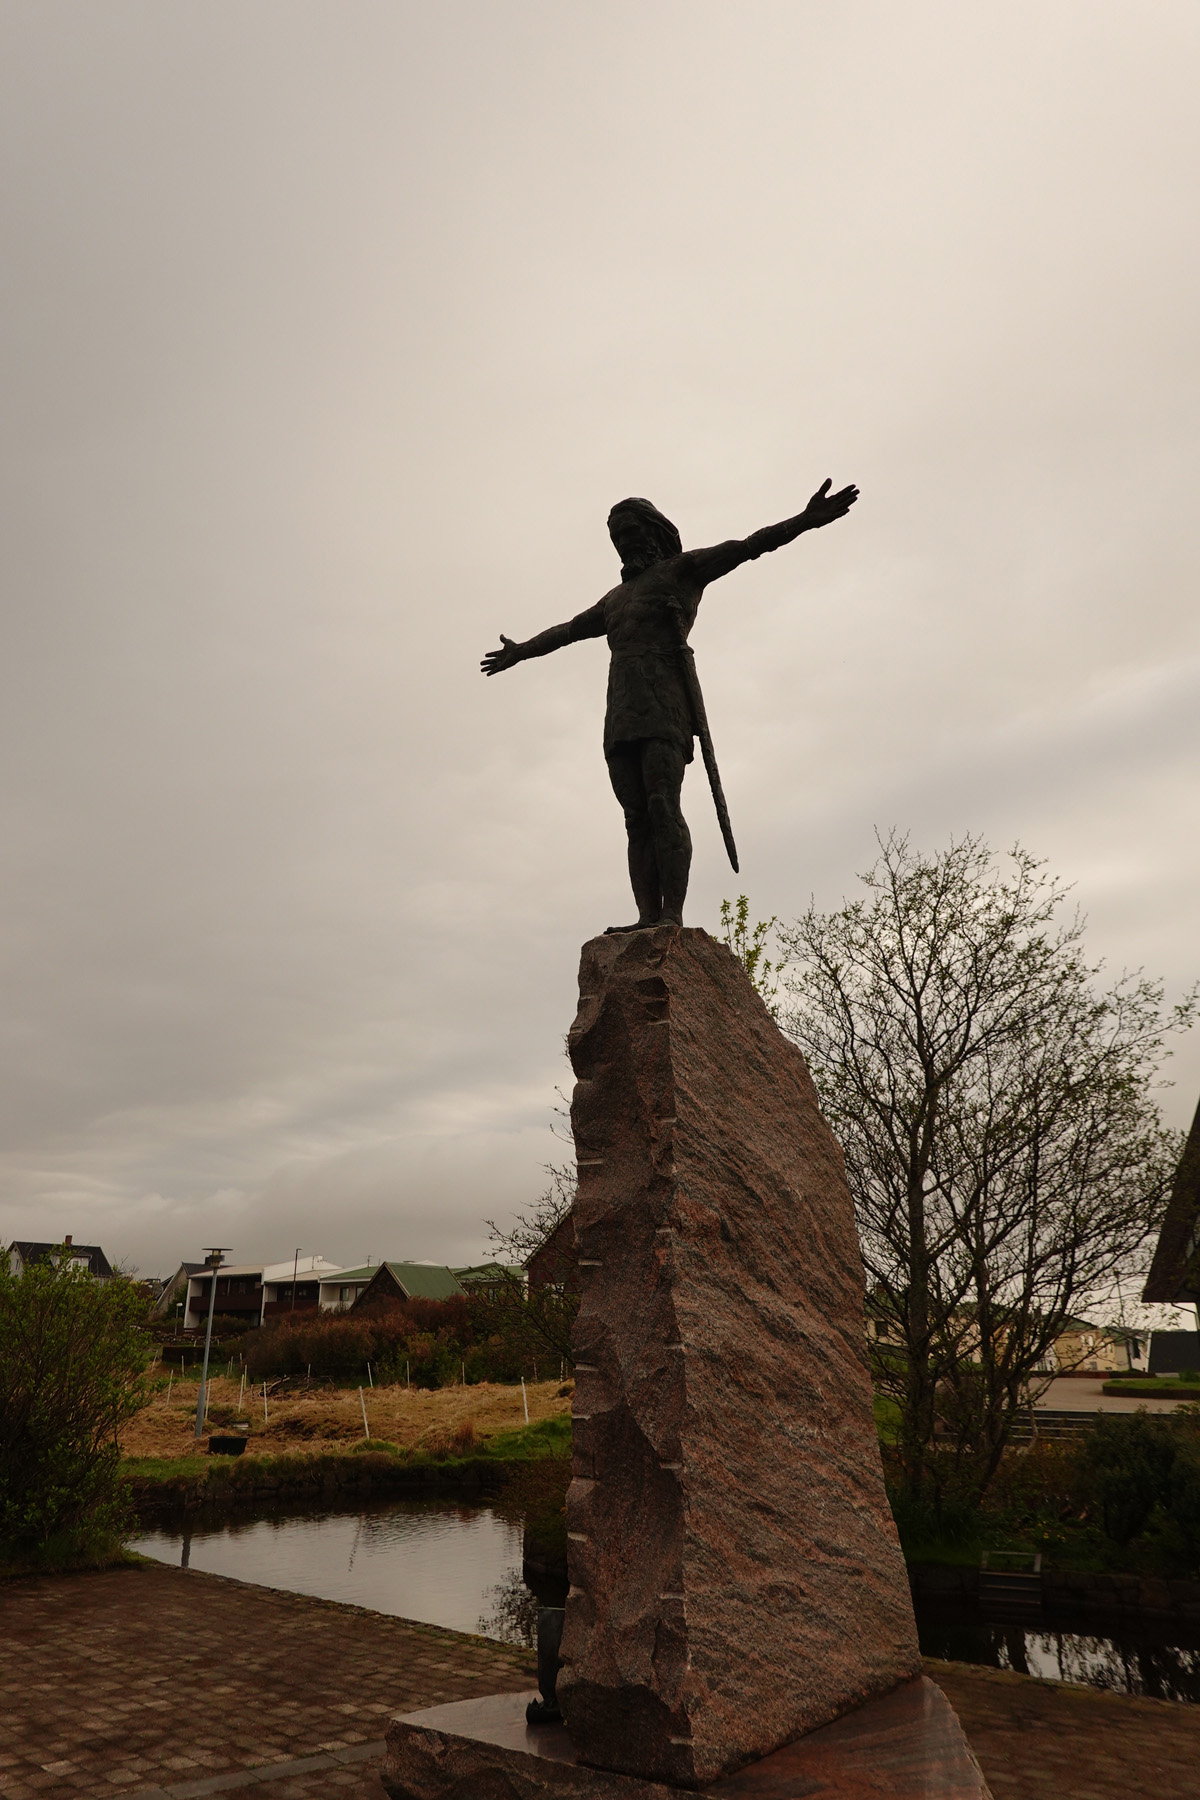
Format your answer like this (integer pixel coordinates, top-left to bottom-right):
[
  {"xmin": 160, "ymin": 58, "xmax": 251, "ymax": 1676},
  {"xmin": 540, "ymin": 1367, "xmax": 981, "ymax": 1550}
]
[{"xmin": 481, "ymin": 480, "xmax": 858, "ymax": 930}]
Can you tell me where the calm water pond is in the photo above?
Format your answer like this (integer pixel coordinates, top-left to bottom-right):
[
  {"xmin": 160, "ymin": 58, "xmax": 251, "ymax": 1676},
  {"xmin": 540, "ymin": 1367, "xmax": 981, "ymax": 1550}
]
[
  {"xmin": 133, "ymin": 1501, "xmax": 1200, "ymax": 1701},
  {"xmin": 131, "ymin": 1498, "xmax": 533, "ymax": 1643},
  {"xmin": 917, "ymin": 1610, "xmax": 1200, "ymax": 1704}
]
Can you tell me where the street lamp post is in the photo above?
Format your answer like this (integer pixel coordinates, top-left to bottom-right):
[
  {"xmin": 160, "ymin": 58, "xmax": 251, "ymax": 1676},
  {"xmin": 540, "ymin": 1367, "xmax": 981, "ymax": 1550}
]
[
  {"xmin": 290, "ymin": 1247, "xmax": 302, "ymax": 1312},
  {"xmin": 194, "ymin": 1248, "xmax": 231, "ymax": 1440}
]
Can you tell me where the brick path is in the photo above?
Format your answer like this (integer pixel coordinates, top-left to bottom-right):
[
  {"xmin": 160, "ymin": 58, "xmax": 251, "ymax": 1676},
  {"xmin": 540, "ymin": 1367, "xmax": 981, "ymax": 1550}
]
[
  {"xmin": 0, "ymin": 1563, "xmax": 531, "ymax": 1799},
  {"xmin": 933, "ymin": 1659, "xmax": 1200, "ymax": 1800},
  {"xmin": 2, "ymin": 1563, "xmax": 1199, "ymax": 1799}
]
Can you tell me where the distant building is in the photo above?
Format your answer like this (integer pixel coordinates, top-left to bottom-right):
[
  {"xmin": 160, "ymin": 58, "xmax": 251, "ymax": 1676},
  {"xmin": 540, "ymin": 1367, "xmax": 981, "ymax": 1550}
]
[
  {"xmin": 316, "ymin": 1265, "xmax": 377, "ymax": 1310},
  {"xmin": 453, "ymin": 1262, "xmax": 526, "ymax": 1296},
  {"xmin": 152, "ymin": 1262, "xmax": 206, "ymax": 1321},
  {"xmin": 182, "ymin": 1262, "xmax": 266, "ymax": 1331},
  {"xmin": 349, "ymin": 1262, "xmax": 466, "ymax": 1310},
  {"xmin": 259, "ymin": 1256, "xmax": 345, "ymax": 1319},
  {"xmin": 1148, "ymin": 1330, "xmax": 1200, "ymax": 1375},
  {"xmin": 1038, "ymin": 1320, "xmax": 1145, "ymax": 1375},
  {"xmin": 180, "ymin": 1254, "xmax": 342, "ymax": 1329},
  {"xmin": 6, "ymin": 1236, "xmax": 113, "ymax": 1280},
  {"xmin": 1144, "ymin": 1092, "xmax": 1200, "ymax": 1322},
  {"xmin": 162, "ymin": 1253, "xmax": 472, "ymax": 1329},
  {"xmin": 862, "ymin": 1288, "xmax": 1146, "ymax": 1374},
  {"xmin": 524, "ymin": 1215, "xmax": 576, "ymax": 1292}
]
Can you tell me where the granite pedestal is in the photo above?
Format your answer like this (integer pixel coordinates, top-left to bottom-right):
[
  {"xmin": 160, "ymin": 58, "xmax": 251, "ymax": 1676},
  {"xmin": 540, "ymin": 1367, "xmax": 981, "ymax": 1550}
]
[
  {"xmin": 380, "ymin": 1677, "xmax": 992, "ymax": 1798},
  {"xmin": 382, "ymin": 928, "xmax": 987, "ymax": 1797},
  {"xmin": 559, "ymin": 928, "xmax": 920, "ymax": 1783}
]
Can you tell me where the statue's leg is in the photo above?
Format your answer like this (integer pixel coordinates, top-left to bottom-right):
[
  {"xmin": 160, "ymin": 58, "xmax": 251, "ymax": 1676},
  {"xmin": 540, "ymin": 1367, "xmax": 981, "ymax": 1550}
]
[
  {"xmin": 605, "ymin": 744, "xmax": 662, "ymax": 928},
  {"xmin": 642, "ymin": 738, "xmax": 691, "ymax": 926}
]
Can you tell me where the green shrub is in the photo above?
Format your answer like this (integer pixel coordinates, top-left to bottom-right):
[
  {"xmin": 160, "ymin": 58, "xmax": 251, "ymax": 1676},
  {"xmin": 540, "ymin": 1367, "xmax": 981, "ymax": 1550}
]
[
  {"xmin": 1080, "ymin": 1413, "xmax": 1178, "ymax": 1547},
  {"xmin": 884, "ymin": 1481, "xmax": 983, "ymax": 1560},
  {"xmin": 0, "ymin": 1251, "xmax": 152, "ymax": 1566}
]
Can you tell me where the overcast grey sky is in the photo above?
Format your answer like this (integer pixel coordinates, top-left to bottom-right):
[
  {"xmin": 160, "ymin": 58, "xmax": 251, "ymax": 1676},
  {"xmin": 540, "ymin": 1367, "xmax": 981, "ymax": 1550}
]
[{"xmin": 2, "ymin": 2, "xmax": 1197, "ymax": 1280}]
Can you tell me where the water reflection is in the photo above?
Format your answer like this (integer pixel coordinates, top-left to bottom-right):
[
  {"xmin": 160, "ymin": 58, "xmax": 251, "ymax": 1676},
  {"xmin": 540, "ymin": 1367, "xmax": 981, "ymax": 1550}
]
[
  {"xmin": 479, "ymin": 1567, "xmax": 542, "ymax": 1647},
  {"xmin": 917, "ymin": 1611, "xmax": 1200, "ymax": 1702},
  {"xmin": 136, "ymin": 1502, "xmax": 1200, "ymax": 1702},
  {"xmin": 132, "ymin": 1499, "xmax": 523, "ymax": 1641}
]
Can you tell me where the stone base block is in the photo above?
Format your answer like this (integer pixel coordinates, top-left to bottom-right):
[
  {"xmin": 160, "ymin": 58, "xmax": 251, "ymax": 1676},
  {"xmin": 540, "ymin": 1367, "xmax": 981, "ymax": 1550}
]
[
  {"xmin": 559, "ymin": 929, "xmax": 919, "ymax": 1781},
  {"xmin": 380, "ymin": 1678, "xmax": 992, "ymax": 1798}
]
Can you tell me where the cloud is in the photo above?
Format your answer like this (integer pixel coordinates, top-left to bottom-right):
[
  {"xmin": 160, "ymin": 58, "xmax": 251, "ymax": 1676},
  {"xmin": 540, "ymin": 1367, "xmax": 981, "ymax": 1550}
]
[{"xmin": 1, "ymin": 3, "xmax": 1197, "ymax": 1274}]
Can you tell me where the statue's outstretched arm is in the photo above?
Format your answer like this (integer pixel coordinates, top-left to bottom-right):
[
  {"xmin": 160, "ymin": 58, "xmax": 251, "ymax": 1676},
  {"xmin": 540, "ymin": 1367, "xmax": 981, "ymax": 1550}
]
[
  {"xmin": 685, "ymin": 479, "xmax": 858, "ymax": 587},
  {"xmin": 481, "ymin": 599, "xmax": 607, "ymax": 676}
]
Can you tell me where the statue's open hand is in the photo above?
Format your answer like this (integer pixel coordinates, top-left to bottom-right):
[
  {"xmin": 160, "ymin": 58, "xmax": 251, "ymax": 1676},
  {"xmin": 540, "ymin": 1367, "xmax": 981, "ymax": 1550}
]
[
  {"xmin": 481, "ymin": 634, "xmax": 522, "ymax": 676},
  {"xmin": 803, "ymin": 477, "xmax": 859, "ymax": 528}
]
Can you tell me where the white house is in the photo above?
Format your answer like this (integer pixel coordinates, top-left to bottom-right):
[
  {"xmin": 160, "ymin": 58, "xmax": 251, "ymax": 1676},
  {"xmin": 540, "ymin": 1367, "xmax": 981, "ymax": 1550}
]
[
  {"xmin": 7, "ymin": 1236, "xmax": 114, "ymax": 1279},
  {"xmin": 258, "ymin": 1255, "xmax": 346, "ymax": 1319},
  {"xmin": 317, "ymin": 1264, "xmax": 377, "ymax": 1310},
  {"xmin": 182, "ymin": 1254, "xmax": 347, "ymax": 1329}
]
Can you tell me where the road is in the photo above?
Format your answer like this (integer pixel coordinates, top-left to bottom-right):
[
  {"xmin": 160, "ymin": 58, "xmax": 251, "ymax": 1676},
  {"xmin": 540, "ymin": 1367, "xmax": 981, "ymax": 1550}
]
[{"xmin": 1033, "ymin": 1375, "xmax": 1193, "ymax": 1414}]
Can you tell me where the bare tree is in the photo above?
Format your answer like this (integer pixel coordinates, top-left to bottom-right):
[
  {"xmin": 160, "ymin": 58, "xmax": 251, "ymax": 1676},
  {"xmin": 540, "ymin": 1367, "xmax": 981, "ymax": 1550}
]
[
  {"xmin": 484, "ymin": 1164, "xmax": 578, "ymax": 1370},
  {"xmin": 778, "ymin": 833, "xmax": 1195, "ymax": 1506}
]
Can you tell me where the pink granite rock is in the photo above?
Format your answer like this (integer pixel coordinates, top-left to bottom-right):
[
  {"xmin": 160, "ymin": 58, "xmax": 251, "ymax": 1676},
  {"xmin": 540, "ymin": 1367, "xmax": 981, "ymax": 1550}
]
[
  {"xmin": 381, "ymin": 1679, "xmax": 991, "ymax": 1799},
  {"xmin": 557, "ymin": 927, "xmax": 920, "ymax": 1788}
]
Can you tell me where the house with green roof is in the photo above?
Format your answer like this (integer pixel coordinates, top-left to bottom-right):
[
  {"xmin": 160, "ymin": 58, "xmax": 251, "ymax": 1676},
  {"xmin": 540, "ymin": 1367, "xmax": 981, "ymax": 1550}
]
[
  {"xmin": 452, "ymin": 1261, "xmax": 525, "ymax": 1295},
  {"xmin": 347, "ymin": 1261, "xmax": 466, "ymax": 1311}
]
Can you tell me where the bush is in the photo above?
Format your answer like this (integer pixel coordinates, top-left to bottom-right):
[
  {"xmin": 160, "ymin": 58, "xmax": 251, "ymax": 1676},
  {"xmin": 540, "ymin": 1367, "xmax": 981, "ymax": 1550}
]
[
  {"xmin": 208, "ymin": 1314, "xmax": 256, "ymax": 1339},
  {"xmin": 0, "ymin": 1252, "xmax": 152, "ymax": 1566},
  {"xmin": 241, "ymin": 1294, "xmax": 553, "ymax": 1387},
  {"xmin": 1080, "ymin": 1413, "xmax": 1179, "ymax": 1547}
]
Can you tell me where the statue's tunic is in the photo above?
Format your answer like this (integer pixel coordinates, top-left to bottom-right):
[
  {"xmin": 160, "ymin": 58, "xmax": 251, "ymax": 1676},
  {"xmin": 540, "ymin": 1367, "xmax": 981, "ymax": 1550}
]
[
  {"xmin": 603, "ymin": 647, "xmax": 694, "ymax": 761},
  {"xmin": 565, "ymin": 556, "xmax": 703, "ymax": 763}
]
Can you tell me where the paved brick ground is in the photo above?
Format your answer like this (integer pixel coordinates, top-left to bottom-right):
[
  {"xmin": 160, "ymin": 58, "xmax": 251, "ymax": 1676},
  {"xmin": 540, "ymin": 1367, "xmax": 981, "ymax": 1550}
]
[
  {"xmin": 933, "ymin": 1659, "xmax": 1200, "ymax": 1800},
  {"xmin": 2, "ymin": 1563, "xmax": 1198, "ymax": 1799},
  {"xmin": 0, "ymin": 1563, "xmax": 531, "ymax": 1799}
]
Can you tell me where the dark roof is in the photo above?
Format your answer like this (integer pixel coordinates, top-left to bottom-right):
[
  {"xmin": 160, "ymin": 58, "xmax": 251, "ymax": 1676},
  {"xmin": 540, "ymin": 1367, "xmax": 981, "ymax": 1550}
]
[
  {"xmin": 1144, "ymin": 1093, "xmax": 1200, "ymax": 1303},
  {"xmin": 9, "ymin": 1241, "xmax": 114, "ymax": 1279}
]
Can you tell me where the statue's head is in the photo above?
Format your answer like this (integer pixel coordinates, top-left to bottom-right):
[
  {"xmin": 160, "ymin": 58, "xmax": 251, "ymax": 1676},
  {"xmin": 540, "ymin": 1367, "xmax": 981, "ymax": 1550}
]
[{"xmin": 607, "ymin": 498, "xmax": 682, "ymax": 578}]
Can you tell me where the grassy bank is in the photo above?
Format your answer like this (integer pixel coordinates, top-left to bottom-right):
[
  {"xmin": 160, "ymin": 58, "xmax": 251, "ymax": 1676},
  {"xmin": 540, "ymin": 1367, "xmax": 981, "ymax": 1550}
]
[
  {"xmin": 122, "ymin": 1410, "xmax": 571, "ymax": 1516},
  {"xmin": 123, "ymin": 1373, "xmax": 572, "ymax": 1463}
]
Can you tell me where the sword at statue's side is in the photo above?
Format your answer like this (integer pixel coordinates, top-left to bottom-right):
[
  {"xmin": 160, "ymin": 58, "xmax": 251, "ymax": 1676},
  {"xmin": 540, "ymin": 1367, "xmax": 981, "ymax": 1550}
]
[{"xmin": 666, "ymin": 599, "xmax": 739, "ymax": 874}]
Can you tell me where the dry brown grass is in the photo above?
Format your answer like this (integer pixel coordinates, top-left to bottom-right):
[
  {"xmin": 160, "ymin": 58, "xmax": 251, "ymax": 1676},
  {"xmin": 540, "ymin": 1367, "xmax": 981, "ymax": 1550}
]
[{"xmin": 121, "ymin": 1373, "xmax": 570, "ymax": 1463}]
